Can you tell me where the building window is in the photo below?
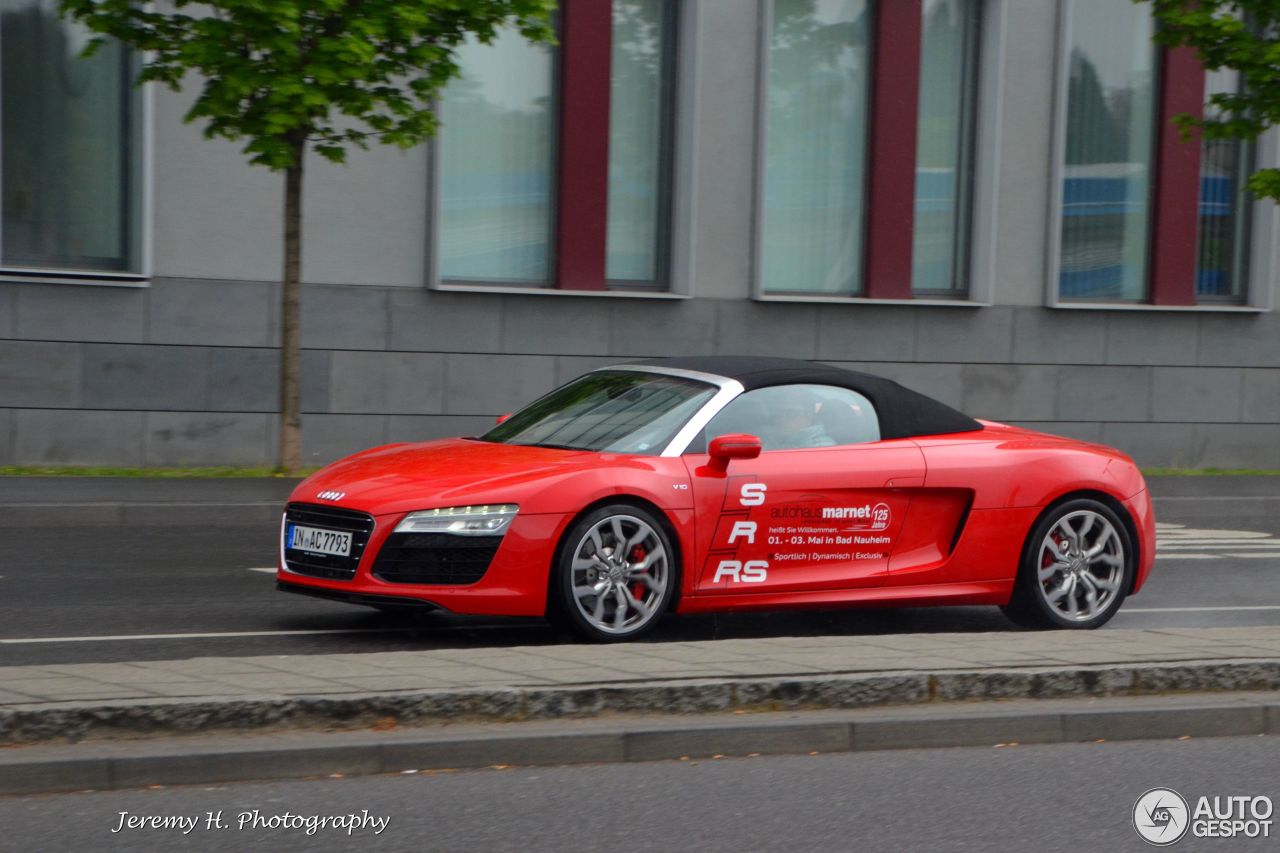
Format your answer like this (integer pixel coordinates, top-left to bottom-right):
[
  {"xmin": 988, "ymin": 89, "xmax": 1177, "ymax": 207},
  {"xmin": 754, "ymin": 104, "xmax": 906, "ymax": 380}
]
[
  {"xmin": 438, "ymin": 31, "xmax": 555, "ymax": 284},
  {"xmin": 1, "ymin": 0, "xmax": 141, "ymax": 277},
  {"xmin": 436, "ymin": 0, "xmax": 677, "ymax": 291},
  {"xmin": 759, "ymin": 0, "xmax": 871, "ymax": 296},
  {"xmin": 756, "ymin": 0, "xmax": 983, "ymax": 301},
  {"xmin": 607, "ymin": 0, "xmax": 674, "ymax": 285},
  {"xmin": 1056, "ymin": 0, "xmax": 1158, "ymax": 302},
  {"xmin": 913, "ymin": 0, "xmax": 981, "ymax": 295},
  {"xmin": 1196, "ymin": 67, "xmax": 1251, "ymax": 302},
  {"xmin": 1053, "ymin": 1, "xmax": 1259, "ymax": 307}
]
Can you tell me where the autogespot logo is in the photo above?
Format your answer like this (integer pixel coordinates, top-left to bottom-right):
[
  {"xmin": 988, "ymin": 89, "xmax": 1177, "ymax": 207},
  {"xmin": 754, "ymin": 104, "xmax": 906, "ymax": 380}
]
[{"xmin": 1133, "ymin": 788, "xmax": 1190, "ymax": 846}]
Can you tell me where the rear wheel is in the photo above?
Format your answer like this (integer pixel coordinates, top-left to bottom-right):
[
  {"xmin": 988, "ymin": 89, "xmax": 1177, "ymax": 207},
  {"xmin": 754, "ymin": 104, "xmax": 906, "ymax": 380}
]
[
  {"xmin": 1001, "ymin": 498, "xmax": 1132, "ymax": 630},
  {"xmin": 552, "ymin": 504, "xmax": 676, "ymax": 642}
]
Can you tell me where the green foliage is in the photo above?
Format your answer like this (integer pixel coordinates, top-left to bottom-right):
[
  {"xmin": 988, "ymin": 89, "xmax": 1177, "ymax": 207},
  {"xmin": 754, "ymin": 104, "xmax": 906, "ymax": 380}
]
[
  {"xmin": 59, "ymin": 0, "xmax": 557, "ymax": 169},
  {"xmin": 1144, "ymin": 0, "xmax": 1280, "ymax": 201}
]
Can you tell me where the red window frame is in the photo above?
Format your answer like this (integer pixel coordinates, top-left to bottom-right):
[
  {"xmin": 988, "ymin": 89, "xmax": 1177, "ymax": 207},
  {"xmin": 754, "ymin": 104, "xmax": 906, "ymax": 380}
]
[
  {"xmin": 863, "ymin": 0, "xmax": 924, "ymax": 300},
  {"xmin": 555, "ymin": 0, "xmax": 613, "ymax": 291},
  {"xmin": 1149, "ymin": 45, "xmax": 1207, "ymax": 306}
]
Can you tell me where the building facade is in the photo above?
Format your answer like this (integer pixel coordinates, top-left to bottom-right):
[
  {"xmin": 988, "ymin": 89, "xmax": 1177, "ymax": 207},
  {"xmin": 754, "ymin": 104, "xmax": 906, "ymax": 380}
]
[{"xmin": 1, "ymin": 0, "xmax": 1277, "ymax": 469}]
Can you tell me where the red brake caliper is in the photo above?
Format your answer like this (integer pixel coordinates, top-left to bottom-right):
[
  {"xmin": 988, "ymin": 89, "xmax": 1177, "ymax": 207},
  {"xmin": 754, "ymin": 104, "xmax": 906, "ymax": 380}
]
[{"xmin": 629, "ymin": 545, "xmax": 647, "ymax": 600}]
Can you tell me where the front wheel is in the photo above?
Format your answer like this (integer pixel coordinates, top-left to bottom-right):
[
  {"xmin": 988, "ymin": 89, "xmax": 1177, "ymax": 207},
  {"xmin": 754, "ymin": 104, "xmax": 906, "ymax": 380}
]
[
  {"xmin": 1001, "ymin": 498, "xmax": 1133, "ymax": 630},
  {"xmin": 552, "ymin": 505, "xmax": 676, "ymax": 642}
]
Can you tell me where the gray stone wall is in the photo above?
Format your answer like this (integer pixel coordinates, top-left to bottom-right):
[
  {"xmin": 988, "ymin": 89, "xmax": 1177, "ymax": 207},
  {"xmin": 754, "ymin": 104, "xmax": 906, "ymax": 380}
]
[
  {"xmin": 2, "ymin": 278, "xmax": 1277, "ymax": 469},
  {"xmin": 1, "ymin": 0, "xmax": 1277, "ymax": 469}
]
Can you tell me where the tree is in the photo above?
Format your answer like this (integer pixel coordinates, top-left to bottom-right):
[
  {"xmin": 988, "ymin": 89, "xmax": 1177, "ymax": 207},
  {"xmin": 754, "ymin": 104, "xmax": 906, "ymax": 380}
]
[
  {"xmin": 59, "ymin": 0, "xmax": 557, "ymax": 472},
  {"xmin": 1145, "ymin": 0, "xmax": 1280, "ymax": 201}
]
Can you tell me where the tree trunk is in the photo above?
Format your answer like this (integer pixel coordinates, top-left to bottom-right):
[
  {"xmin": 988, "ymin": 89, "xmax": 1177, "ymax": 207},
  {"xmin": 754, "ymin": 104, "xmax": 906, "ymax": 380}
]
[{"xmin": 278, "ymin": 140, "xmax": 305, "ymax": 472}]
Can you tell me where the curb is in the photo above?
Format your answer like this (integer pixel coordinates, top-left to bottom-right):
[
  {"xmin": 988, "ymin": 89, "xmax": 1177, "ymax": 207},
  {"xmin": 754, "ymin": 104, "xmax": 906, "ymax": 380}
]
[
  {"xmin": 4, "ymin": 659, "xmax": 1280, "ymax": 746},
  {"xmin": 2, "ymin": 696, "xmax": 1278, "ymax": 796}
]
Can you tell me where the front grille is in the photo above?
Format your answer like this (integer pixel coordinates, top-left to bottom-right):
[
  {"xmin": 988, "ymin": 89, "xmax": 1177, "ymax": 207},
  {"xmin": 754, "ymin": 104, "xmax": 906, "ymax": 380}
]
[
  {"xmin": 372, "ymin": 533, "xmax": 503, "ymax": 585},
  {"xmin": 282, "ymin": 503, "xmax": 375, "ymax": 580}
]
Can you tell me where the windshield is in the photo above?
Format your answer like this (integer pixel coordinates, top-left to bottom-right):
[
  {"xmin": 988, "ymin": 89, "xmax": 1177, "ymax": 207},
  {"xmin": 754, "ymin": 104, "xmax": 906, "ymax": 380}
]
[{"xmin": 479, "ymin": 371, "xmax": 717, "ymax": 454}]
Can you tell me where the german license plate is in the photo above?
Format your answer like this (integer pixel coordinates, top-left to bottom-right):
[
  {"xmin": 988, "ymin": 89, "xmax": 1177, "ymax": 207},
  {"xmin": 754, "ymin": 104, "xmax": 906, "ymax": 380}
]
[{"xmin": 287, "ymin": 523, "xmax": 352, "ymax": 557}]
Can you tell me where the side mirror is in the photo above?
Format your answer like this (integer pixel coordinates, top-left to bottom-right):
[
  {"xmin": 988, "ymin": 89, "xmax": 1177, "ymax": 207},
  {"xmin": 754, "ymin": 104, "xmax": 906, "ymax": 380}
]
[
  {"xmin": 495, "ymin": 413, "xmax": 513, "ymax": 425},
  {"xmin": 707, "ymin": 433, "xmax": 762, "ymax": 472}
]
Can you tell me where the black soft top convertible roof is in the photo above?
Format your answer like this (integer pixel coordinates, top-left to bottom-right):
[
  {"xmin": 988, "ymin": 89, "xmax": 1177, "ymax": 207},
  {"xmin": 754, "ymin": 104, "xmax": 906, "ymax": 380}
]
[{"xmin": 628, "ymin": 356, "xmax": 983, "ymax": 440}]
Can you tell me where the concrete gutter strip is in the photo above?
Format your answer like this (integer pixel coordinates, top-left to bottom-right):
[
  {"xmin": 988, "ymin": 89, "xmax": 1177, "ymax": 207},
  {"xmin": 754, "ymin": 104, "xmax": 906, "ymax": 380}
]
[
  {"xmin": 1, "ymin": 693, "xmax": 1278, "ymax": 796},
  {"xmin": 0, "ymin": 502, "xmax": 283, "ymax": 527},
  {"xmin": 3, "ymin": 659, "xmax": 1280, "ymax": 746}
]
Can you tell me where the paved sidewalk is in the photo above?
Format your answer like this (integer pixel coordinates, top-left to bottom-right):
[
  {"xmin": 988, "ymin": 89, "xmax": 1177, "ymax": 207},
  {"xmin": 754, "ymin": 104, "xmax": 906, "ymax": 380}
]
[
  {"xmin": 3, "ymin": 627, "xmax": 1280, "ymax": 746},
  {"xmin": 4, "ymin": 627, "xmax": 1280, "ymax": 707}
]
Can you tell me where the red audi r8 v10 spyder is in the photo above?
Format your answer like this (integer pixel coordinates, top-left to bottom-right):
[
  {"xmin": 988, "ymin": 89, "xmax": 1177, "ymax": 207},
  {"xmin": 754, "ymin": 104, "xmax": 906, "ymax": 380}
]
[{"xmin": 277, "ymin": 357, "xmax": 1155, "ymax": 641}]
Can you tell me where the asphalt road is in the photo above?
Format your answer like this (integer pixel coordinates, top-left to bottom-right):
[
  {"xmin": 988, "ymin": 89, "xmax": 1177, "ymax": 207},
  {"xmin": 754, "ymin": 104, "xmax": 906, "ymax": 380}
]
[
  {"xmin": 3, "ymin": 735, "xmax": 1277, "ymax": 852},
  {"xmin": 2, "ymin": 488, "xmax": 1279, "ymax": 666}
]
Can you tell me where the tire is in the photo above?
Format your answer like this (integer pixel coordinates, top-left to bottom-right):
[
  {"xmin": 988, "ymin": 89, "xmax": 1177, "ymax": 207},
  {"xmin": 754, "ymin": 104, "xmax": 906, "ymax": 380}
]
[
  {"xmin": 1001, "ymin": 497, "xmax": 1133, "ymax": 630},
  {"xmin": 551, "ymin": 504, "xmax": 677, "ymax": 642}
]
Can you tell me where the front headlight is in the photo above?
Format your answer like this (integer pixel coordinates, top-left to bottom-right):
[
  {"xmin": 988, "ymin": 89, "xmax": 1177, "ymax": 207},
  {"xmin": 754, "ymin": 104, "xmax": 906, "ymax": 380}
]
[{"xmin": 394, "ymin": 504, "xmax": 519, "ymax": 536}]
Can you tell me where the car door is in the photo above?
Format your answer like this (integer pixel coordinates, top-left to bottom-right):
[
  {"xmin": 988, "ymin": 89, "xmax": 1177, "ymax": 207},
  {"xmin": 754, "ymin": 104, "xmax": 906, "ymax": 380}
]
[{"xmin": 681, "ymin": 384, "xmax": 926, "ymax": 595}]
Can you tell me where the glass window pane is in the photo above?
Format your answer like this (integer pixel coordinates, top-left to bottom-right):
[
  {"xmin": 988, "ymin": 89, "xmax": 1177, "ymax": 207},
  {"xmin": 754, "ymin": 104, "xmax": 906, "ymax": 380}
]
[
  {"xmin": 701, "ymin": 385, "xmax": 880, "ymax": 451},
  {"xmin": 481, "ymin": 371, "xmax": 715, "ymax": 455},
  {"xmin": 762, "ymin": 0, "xmax": 870, "ymax": 295},
  {"xmin": 607, "ymin": 0, "xmax": 672, "ymax": 283},
  {"xmin": 1058, "ymin": 0, "xmax": 1157, "ymax": 301},
  {"xmin": 1196, "ymin": 67, "xmax": 1250, "ymax": 301},
  {"xmin": 1, "ymin": 0, "xmax": 135, "ymax": 272},
  {"xmin": 913, "ymin": 0, "xmax": 979, "ymax": 294},
  {"xmin": 439, "ymin": 30, "xmax": 554, "ymax": 284}
]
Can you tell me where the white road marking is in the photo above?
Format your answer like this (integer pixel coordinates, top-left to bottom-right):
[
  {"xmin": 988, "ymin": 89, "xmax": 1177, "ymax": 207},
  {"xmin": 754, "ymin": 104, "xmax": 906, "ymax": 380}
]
[
  {"xmin": 1159, "ymin": 544, "xmax": 1280, "ymax": 550},
  {"xmin": 0, "ymin": 628, "xmax": 422, "ymax": 644},
  {"xmin": 247, "ymin": 567, "xmax": 277, "ymax": 573},
  {"xmin": 1124, "ymin": 605, "xmax": 1280, "ymax": 613},
  {"xmin": 1152, "ymin": 523, "xmax": 1280, "ymax": 563},
  {"xmin": 1160, "ymin": 533, "xmax": 1271, "ymax": 540},
  {"xmin": 1157, "ymin": 496, "xmax": 1280, "ymax": 501}
]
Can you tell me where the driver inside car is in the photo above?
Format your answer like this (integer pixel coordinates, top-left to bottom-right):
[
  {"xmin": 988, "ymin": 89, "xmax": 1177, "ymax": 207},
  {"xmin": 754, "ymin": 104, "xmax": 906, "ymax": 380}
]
[{"xmin": 769, "ymin": 389, "xmax": 836, "ymax": 449}]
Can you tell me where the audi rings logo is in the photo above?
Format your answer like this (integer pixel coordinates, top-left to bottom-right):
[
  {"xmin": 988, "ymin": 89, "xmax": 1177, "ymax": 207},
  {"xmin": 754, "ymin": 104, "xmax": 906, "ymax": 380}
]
[
  {"xmin": 1134, "ymin": 788, "xmax": 1190, "ymax": 846},
  {"xmin": 316, "ymin": 490, "xmax": 346, "ymax": 501}
]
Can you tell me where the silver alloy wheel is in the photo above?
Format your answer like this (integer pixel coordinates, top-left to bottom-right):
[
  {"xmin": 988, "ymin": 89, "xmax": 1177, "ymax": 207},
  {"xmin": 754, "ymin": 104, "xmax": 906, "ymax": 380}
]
[
  {"xmin": 1036, "ymin": 509, "xmax": 1124, "ymax": 622},
  {"xmin": 570, "ymin": 514, "xmax": 669, "ymax": 636}
]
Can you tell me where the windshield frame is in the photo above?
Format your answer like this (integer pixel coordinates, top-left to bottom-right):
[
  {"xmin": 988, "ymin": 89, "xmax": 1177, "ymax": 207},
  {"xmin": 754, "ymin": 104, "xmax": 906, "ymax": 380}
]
[{"xmin": 475, "ymin": 366, "xmax": 744, "ymax": 457}]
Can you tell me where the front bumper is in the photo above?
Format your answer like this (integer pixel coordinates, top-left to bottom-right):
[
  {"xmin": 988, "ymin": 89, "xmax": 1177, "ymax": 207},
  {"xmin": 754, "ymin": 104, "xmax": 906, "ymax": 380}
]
[
  {"xmin": 276, "ymin": 579, "xmax": 446, "ymax": 611},
  {"xmin": 278, "ymin": 505, "xmax": 571, "ymax": 617},
  {"xmin": 1123, "ymin": 488, "xmax": 1157, "ymax": 594}
]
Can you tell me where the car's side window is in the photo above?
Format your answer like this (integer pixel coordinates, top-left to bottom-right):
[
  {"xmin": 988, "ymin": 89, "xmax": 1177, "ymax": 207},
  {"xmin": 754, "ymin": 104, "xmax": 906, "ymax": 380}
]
[{"xmin": 697, "ymin": 384, "xmax": 880, "ymax": 452}]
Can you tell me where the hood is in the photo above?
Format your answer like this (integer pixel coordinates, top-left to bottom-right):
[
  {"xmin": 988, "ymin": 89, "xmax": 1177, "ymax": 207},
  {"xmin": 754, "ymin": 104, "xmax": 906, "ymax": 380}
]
[{"xmin": 291, "ymin": 438, "xmax": 663, "ymax": 516}]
